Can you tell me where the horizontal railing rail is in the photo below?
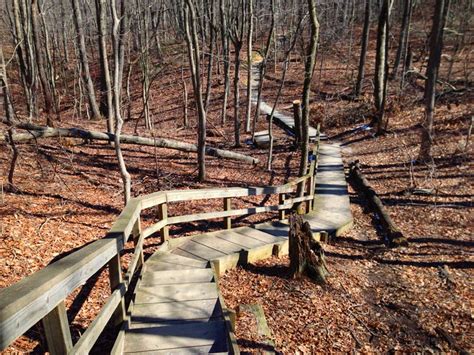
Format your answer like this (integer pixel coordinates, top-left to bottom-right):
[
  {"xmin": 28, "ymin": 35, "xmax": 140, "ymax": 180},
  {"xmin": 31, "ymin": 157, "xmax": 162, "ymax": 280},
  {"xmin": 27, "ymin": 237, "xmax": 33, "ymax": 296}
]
[{"xmin": 0, "ymin": 131, "xmax": 321, "ymax": 354}]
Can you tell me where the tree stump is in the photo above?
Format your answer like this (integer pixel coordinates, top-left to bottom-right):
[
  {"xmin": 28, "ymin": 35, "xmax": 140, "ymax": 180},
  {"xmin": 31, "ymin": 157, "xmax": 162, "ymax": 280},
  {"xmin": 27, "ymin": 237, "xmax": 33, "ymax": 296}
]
[{"xmin": 289, "ymin": 213, "xmax": 329, "ymax": 284}]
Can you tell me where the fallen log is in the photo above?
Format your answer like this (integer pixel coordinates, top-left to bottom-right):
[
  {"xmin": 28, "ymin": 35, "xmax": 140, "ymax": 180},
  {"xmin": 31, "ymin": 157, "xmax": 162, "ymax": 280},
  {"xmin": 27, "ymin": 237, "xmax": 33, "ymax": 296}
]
[
  {"xmin": 349, "ymin": 161, "xmax": 408, "ymax": 247},
  {"xmin": 289, "ymin": 213, "xmax": 329, "ymax": 283},
  {"xmin": 0, "ymin": 120, "xmax": 259, "ymax": 164}
]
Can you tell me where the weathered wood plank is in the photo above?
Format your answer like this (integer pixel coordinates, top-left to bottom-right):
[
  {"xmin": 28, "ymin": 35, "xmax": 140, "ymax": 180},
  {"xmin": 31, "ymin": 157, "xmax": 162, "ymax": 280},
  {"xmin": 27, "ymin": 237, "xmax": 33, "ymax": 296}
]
[
  {"xmin": 176, "ymin": 240, "xmax": 228, "ymax": 261},
  {"xmin": 192, "ymin": 236, "xmax": 246, "ymax": 255},
  {"xmin": 135, "ymin": 283, "xmax": 219, "ymax": 305},
  {"xmin": 130, "ymin": 299, "xmax": 222, "ymax": 327},
  {"xmin": 254, "ymin": 222, "xmax": 291, "ymax": 238},
  {"xmin": 234, "ymin": 227, "xmax": 286, "ymax": 244},
  {"xmin": 141, "ymin": 268, "xmax": 214, "ymax": 286},
  {"xmin": 214, "ymin": 230, "xmax": 267, "ymax": 249},
  {"xmin": 42, "ymin": 301, "xmax": 73, "ymax": 355}
]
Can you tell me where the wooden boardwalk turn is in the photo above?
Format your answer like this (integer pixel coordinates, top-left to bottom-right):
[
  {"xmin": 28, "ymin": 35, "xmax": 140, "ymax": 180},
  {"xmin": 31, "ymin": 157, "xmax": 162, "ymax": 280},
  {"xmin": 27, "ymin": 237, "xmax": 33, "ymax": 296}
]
[{"xmin": 115, "ymin": 143, "xmax": 352, "ymax": 354}]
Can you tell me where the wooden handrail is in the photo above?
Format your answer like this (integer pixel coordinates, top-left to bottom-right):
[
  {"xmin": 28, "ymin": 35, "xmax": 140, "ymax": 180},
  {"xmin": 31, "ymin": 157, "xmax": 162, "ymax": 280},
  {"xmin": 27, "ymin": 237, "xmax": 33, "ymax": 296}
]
[{"xmin": 0, "ymin": 134, "xmax": 322, "ymax": 353}]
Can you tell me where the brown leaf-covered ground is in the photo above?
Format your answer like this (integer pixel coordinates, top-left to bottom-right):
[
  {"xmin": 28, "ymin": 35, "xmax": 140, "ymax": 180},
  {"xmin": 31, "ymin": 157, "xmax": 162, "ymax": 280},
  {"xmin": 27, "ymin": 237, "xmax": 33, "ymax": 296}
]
[{"xmin": 1, "ymin": 25, "xmax": 473, "ymax": 354}]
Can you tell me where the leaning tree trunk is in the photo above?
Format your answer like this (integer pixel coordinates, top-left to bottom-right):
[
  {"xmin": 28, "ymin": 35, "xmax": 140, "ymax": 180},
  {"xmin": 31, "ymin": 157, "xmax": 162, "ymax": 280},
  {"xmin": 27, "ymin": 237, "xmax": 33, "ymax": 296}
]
[
  {"xmin": 419, "ymin": 0, "xmax": 450, "ymax": 161},
  {"xmin": 289, "ymin": 213, "xmax": 329, "ymax": 284}
]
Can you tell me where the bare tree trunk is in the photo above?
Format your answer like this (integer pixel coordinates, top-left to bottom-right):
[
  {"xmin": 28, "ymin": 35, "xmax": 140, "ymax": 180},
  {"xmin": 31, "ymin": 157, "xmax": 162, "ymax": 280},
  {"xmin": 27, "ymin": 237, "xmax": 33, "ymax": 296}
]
[
  {"xmin": 111, "ymin": 0, "xmax": 131, "ymax": 204},
  {"xmin": 245, "ymin": 0, "xmax": 253, "ymax": 133},
  {"xmin": 72, "ymin": 0, "xmax": 101, "ymax": 121},
  {"xmin": 419, "ymin": 0, "xmax": 450, "ymax": 160},
  {"xmin": 219, "ymin": 0, "xmax": 230, "ymax": 124},
  {"xmin": 354, "ymin": 0, "xmax": 371, "ymax": 97},
  {"xmin": 299, "ymin": 0, "xmax": 319, "ymax": 181},
  {"xmin": 204, "ymin": 0, "xmax": 216, "ymax": 113},
  {"xmin": 392, "ymin": 0, "xmax": 412, "ymax": 79},
  {"xmin": 31, "ymin": 0, "xmax": 55, "ymax": 125},
  {"xmin": 184, "ymin": 0, "xmax": 207, "ymax": 181},
  {"xmin": 251, "ymin": 0, "xmax": 275, "ymax": 139},
  {"xmin": 0, "ymin": 46, "xmax": 19, "ymax": 187},
  {"xmin": 96, "ymin": 0, "xmax": 114, "ymax": 133},
  {"xmin": 373, "ymin": 0, "xmax": 390, "ymax": 134}
]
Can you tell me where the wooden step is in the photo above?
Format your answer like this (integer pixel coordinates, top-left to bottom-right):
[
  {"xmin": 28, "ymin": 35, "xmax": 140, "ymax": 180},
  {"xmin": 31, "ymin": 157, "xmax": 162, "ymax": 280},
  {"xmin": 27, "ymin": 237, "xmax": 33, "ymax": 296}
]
[
  {"xmin": 234, "ymin": 226, "xmax": 287, "ymax": 244},
  {"xmin": 141, "ymin": 268, "xmax": 215, "ymax": 287},
  {"xmin": 173, "ymin": 240, "xmax": 228, "ymax": 261},
  {"xmin": 135, "ymin": 283, "xmax": 219, "ymax": 305},
  {"xmin": 145, "ymin": 252, "xmax": 209, "ymax": 272},
  {"xmin": 130, "ymin": 299, "xmax": 223, "ymax": 328},
  {"xmin": 215, "ymin": 230, "xmax": 267, "ymax": 249},
  {"xmin": 123, "ymin": 320, "xmax": 228, "ymax": 353}
]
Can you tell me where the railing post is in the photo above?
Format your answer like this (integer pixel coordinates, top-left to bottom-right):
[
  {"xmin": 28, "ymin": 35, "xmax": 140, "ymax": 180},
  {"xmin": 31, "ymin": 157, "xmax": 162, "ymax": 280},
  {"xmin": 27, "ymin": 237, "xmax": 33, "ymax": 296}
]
[
  {"xmin": 307, "ymin": 175, "xmax": 314, "ymax": 213},
  {"xmin": 223, "ymin": 197, "xmax": 232, "ymax": 229},
  {"xmin": 42, "ymin": 301, "xmax": 73, "ymax": 355},
  {"xmin": 158, "ymin": 202, "xmax": 169, "ymax": 243},
  {"xmin": 278, "ymin": 193, "xmax": 286, "ymax": 220},
  {"xmin": 109, "ymin": 254, "xmax": 126, "ymax": 327},
  {"xmin": 132, "ymin": 217, "xmax": 144, "ymax": 267}
]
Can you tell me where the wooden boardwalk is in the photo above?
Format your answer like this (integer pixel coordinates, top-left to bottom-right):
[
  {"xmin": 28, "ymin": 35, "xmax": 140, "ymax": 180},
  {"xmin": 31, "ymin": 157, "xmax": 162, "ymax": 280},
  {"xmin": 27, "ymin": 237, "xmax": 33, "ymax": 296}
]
[
  {"xmin": 115, "ymin": 143, "xmax": 352, "ymax": 354},
  {"xmin": 250, "ymin": 62, "xmax": 324, "ymax": 140}
]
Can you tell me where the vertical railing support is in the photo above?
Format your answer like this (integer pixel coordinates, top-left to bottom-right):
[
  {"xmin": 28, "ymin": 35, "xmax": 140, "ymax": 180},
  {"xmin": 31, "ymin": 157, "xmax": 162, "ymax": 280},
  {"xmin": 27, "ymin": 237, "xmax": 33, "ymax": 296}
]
[
  {"xmin": 278, "ymin": 193, "xmax": 286, "ymax": 220},
  {"xmin": 158, "ymin": 202, "xmax": 169, "ymax": 243},
  {"xmin": 42, "ymin": 301, "xmax": 73, "ymax": 355},
  {"xmin": 223, "ymin": 197, "xmax": 232, "ymax": 229},
  {"xmin": 132, "ymin": 217, "xmax": 144, "ymax": 267},
  {"xmin": 109, "ymin": 254, "xmax": 126, "ymax": 327}
]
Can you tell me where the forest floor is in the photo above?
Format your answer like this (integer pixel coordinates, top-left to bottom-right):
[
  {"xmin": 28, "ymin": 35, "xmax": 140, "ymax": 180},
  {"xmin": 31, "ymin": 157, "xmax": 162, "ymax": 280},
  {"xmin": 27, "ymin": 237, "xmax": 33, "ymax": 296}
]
[{"xmin": 1, "ymin": 40, "xmax": 473, "ymax": 353}]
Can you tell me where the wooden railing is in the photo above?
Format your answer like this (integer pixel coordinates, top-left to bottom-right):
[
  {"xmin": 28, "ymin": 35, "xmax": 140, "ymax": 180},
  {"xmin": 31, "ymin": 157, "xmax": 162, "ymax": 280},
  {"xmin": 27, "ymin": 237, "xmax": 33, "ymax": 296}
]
[{"xmin": 0, "ymin": 133, "xmax": 321, "ymax": 354}]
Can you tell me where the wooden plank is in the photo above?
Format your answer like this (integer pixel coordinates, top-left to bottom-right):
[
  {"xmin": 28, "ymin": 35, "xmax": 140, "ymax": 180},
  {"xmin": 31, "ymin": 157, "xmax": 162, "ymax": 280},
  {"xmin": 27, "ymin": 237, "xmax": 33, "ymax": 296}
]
[
  {"xmin": 42, "ymin": 301, "xmax": 73, "ymax": 355},
  {"xmin": 192, "ymin": 235, "xmax": 246, "ymax": 255},
  {"xmin": 223, "ymin": 197, "xmax": 232, "ymax": 229},
  {"xmin": 146, "ymin": 251, "xmax": 209, "ymax": 268},
  {"xmin": 171, "ymin": 248, "xmax": 209, "ymax": 262},
  {"xmin": 141, "ymin": 268, "xmax": 215, "ymax": 286},
  {"xmin": 135, "ymin": 283, "xmax": 219, "ymax": 304},
  {"xmin": 130, "ymin": 299, "xmax": 222, "ymax": 327},
  {"xmin": 123, "ymin": 320, "xmax": 227, "ymax": 353},
  {"xmin": 234, "ymin": 227, "xmax": 286, "ymax": 244},
  {"xmin": 214, "ymin": 230, "xmax": 267, "ymax": 249},
  {"xmin": 176, "ymin": 240, "xmax": 228, "ymax": 261},
  {"xmin": 158, "ymin": 203, "xmax": 169, "ymax": 242}
]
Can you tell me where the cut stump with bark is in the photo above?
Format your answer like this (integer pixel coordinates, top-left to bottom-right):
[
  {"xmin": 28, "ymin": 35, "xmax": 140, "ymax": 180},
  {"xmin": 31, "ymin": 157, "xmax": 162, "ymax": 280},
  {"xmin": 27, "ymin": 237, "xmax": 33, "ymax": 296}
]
[{"xmin": 289, "ymin": 213, "xmax": 329, "ymax": 284}]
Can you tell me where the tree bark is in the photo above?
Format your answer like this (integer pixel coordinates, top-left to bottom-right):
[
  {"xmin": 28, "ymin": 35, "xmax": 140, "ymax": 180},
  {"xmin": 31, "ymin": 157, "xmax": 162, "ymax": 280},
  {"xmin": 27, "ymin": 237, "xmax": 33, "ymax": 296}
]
[
  {"xmin": 354, "ymin": 0, "xmax": 371, "ymax": 97},
  {"xmin": 289, "ymin": 213, "xmax": 329, "ymax": 284},
  {"xmin": 31, "ymin": 0, "xmax": 56, "ymax": 125},
  {"xmin": 0, "ymin": 46, "xmax": 19, "ymax": 187},
  {"xmin": 419, "ymin": 0, "xmax": 450, "ymax": 160},
  {"xmin": 111, "ymin": 0, "xmax": 131, "ymax": 205},
  {"xmin": 299, "ymin": 0, "xmax": 319, "ymax": 182},
  {"xmin": 219, "ymin": 0, "xmax": 230, "ymax": 124},
  {"xmin": 72, "ymin": 0, "xmax": 102, "ymax": 121},
  {"xmin": 349, "ymin": 161, "xmax": 408, "ymax": 247},
  {"xmin": 392, "ymin": 0, "xmax": 412, "ymax": 79},
  {"xmin": 184, "ymin": 0, "xmax": 207, "ymax": 181},
  {"xmin": 245, "ymin": 0, "xmax": 253, "ymax": 133},
  {"xmin": 95, "ymin": 0, "xmax": 114, "ymax": 133},
  {"xmin": 373, "ymin": 0, "xmax": 390, "ymax": 134},
  {"xmin": 1, "ymin": 120, "xmax": 259, "ymax": 164}
]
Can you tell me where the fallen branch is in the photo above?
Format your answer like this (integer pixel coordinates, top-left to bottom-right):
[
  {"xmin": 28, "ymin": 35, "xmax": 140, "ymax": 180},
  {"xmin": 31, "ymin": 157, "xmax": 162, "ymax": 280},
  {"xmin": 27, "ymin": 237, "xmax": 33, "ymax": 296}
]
[
  {"xmin": 0, "ymin": 119, "xmax": 259, "ymax": 164},
  {"xmin": 349, "ymin": 161, "xmax": 408, "ymax": 247}
]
